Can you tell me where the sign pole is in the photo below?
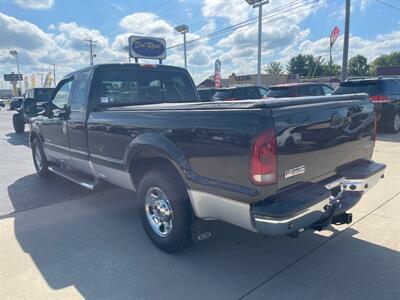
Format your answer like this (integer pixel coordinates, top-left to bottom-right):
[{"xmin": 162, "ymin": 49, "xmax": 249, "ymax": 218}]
[{"xmin": 15, "ymin": 54, "xmax": 22, "ymax": 95}]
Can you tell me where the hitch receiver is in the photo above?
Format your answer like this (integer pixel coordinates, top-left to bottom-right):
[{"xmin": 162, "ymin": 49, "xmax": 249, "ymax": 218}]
[{"xmin": 332, "ymin": 212, "xmax": 353, "ymax": 225}]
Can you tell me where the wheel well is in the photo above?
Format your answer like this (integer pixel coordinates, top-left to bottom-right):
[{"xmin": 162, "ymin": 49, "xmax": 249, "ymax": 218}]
[{"xmin": 130, "ymin": 156, "xmax": 186, "ymax": 190}]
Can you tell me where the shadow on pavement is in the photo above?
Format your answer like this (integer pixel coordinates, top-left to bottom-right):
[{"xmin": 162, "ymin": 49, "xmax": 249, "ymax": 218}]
[
  {"xmin": 4, "ymin": 132, "xmax": 30, "ymax": 147},
  {"xmin": 4, "ymin": 173, "xmax": 114, "ymax": 216},
  {"xmin": 377, "ymin": 132, "xmax": 400, "ymax": 143},
  {"xmin": 9, "ymin": 189, "xmax": 400, "ymax": 300}
]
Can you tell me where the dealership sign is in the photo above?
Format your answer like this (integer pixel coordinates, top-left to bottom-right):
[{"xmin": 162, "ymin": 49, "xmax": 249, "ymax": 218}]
[
  {"xmin": 4, "ymin": 73, "xmax": 22, "ymax": 82},
  {"xmin": 129, "ymin": 36, "xmax": 166, "ymax": 60}
]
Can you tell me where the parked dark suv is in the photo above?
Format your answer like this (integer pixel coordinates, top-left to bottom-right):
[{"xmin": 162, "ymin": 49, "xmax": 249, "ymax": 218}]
[
  {"xmin": 197, "ymin": 88, "xmax": 217, "ymax": 102},
  {"xmin": 333, "ymin": 77, "xmax": 400, "ymax": 132},
  {"xmin": 266, "ymin": 82, "xmax": 333, "ymax": 98},
  {"xmin": 211, "ymin": 86, "xmax": 268, "ymax": 101}
]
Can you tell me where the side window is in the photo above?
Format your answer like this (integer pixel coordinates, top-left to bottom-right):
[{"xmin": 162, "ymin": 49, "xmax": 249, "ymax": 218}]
[
  {"xmin": 247, "ymin": 87, "xmax": 261, "ymax": 99},
  {"xmin": 308, "ymin": 85, "xmax": 324, "ymax": 96},
  {"xmin": 234, "ymin": 88, "xmax": 248, "ymax": 99},
  {"xmin": 298, "ymin": 86, "xmax": 311, "ymax": 96},
  {"xmin": 259, "ymin": 87, "xmax": 268, "ymax": 97},
  {"xmin": 71, "ymin": 71, "xmax": 91, "ymax": 111},
  {"xmin": 52, "ymin": 79, "xmax": 73, "ymax": 109},
  {"xmin": 321, "ymin": 85, "xmax": 333, "ymax": 95}
]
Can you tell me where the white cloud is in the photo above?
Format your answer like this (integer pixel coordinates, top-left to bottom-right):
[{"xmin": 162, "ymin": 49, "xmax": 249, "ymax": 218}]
[
  {"xmin": 14, "ymin": 0, "xmax": 54, "ymax": 10},
  {"xmin": 0, "ymin": 13, "xmax": 54, "ymax": 49},
  {"xmin": 110, "ymin": 3, "xmax": 125, "ymax": 12},
  {"xmin": 202, "ymin": 0, "xmax": 251, "ymax": 25}
]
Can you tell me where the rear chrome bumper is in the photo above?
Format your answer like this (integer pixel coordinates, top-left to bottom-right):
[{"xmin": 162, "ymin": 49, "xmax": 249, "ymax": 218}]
[{"xmin": 253, "ymin": 161, "xmax": 386, "ymax": 236}]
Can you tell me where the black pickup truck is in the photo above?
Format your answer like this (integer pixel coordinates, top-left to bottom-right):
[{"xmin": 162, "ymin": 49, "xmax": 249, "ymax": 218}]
[{"xmin": 29, "ymin": 63, "xmax": 385, "ymax": 252}]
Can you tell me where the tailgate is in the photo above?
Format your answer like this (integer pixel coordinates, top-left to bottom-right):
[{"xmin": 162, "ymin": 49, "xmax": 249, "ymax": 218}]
[{"xmin": 268, "ymin": 94, "xmax": 375, "ymax": 190}]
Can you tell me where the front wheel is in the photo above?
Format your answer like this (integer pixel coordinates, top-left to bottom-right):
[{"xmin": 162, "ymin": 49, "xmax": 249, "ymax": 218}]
[
  {"xmin": 138, "ymin": 168, "xmax": 192, "ymax": 253},
  {"xmin": 32, "ymin": 138, "xmax": 49, "ymax": 177},
  {"xmin": 12, "ymin": 114, "xmax": 25, "ymax": 134}
]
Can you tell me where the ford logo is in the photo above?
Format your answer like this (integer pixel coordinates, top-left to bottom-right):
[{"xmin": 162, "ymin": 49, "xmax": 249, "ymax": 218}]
[{"xmin": 132, "ymin": 39, "xmax": 165, "ymax": 58}]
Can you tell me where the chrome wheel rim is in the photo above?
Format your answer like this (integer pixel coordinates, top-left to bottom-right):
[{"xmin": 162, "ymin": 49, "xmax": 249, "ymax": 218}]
[
  {"xmin": 34, "ymin": 147, "xmax": 42, "ymax": 171},
  {"xmin": 145, "ymin": 187, "xmax": 173, "ymax": 237},
  {"xmin": 394, "ymin": 115, "xmax": 400, "ymax": 131}
]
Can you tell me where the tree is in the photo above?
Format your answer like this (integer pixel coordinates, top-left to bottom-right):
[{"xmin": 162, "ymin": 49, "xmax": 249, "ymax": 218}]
[
  {"xmin": 369, "ymin": 51, "xmax": 400, "ymax": 75},
  {"xmin": 348, "ymin": 55, "xmax": 369, "ymax": 76},
  {"xmin": 286, "ymin": 54, "xmax": 327, "ymax": 77},
  {"xmin": 265, "ymin": 61, "xmax": 284, "ymax": 75},
  {"xmin": 286, "ymin": 54, "xmax": 308, "ymax": 77}
]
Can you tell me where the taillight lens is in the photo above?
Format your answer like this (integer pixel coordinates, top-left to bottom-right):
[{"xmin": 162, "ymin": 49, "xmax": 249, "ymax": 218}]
[
  {"xmin": 225, "ymin": 97, "xmax": 237, "ymax": 101},
  {"xmin": 370, "ymin": 95, "xmax": 389, "ymax": 103},
  {"xmin": 250, "ymin": 128, "xmax": 277, "ymax": 185}
]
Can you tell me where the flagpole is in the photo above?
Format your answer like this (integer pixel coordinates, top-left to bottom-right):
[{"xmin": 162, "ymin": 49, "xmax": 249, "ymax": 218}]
[{"xmin": 329, "ymin": 45, "xmax": 332, "ymax": 87}]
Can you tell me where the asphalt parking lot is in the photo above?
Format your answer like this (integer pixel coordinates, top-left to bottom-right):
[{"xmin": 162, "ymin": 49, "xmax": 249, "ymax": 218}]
[{"xmin": 0, "ymin": 109, "xmax": 399, "ymax": 300}]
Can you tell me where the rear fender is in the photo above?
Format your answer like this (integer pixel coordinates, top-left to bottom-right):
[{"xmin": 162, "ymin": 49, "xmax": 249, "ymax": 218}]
[{"xmin": 124, "ymin": 133, "xmax": 194, "ymax": 182}]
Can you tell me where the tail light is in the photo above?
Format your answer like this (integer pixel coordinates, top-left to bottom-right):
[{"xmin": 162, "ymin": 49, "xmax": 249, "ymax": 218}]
[
  {"xmin": 225, "ymin": 97, "xmax": 237, "ymax": 101},
  {"xmin": 250, "ymin": 128, "xmax": 277, "ymax": 185},
  {"xmin": 370, "ymin": 95, "xmax": 389, "ymax": 103}
]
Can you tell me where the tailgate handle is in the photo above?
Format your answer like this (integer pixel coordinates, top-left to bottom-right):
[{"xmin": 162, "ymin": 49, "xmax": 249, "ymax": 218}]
[{"xmin": 331, "ymin": 111, "xmax": 345, "ymax": 129}]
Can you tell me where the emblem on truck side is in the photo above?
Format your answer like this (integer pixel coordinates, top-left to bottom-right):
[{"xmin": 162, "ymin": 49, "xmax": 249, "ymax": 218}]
[{"xmin": 284, "ymin": 165, "xmax": 305, "ymax": 179}]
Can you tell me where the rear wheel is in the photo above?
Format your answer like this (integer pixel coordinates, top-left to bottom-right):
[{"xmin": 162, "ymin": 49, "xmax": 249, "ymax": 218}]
[
  {"xmin": 32, "ymin": 138, "xmax": 49, "ymax": 177},
  {"xmin": 12, "ymin": 114, "xmax": 25, "ymax": 134},
  {"xmin": 138, "ymin": 168, "xmax": 192, "ymax": 253}
]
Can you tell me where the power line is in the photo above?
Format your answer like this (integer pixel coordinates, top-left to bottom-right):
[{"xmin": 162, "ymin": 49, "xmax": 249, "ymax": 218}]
[
  {"xmin": 375, "ymin": 0, "xmax": 400, "ymax": 12},
  {"xmin": 167, "ymin": 0, "xmax": 320, "ymax": 50}
]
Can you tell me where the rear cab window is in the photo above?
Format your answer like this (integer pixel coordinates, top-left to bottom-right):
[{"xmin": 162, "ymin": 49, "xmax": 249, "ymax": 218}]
[{"xmin": 95, "ymin": 67, "xmax": 198, "ymax": 106}]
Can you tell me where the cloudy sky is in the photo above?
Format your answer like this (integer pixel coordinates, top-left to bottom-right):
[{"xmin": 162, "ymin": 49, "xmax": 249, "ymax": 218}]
[{"xmin": 0, "ymin": 0, "xmax": 399, "ymax": 88}]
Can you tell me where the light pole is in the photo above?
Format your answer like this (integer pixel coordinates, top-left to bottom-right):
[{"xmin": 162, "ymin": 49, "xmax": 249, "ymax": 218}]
[
  {"xmin": 245, "ymin": 0, "xmax": 269, "ymax": 86},
  {"xmin": 175, "ymin": 24, "xmax": 189, "ymax": 69},
  {"xmin": 9, "ymin": 50, "xmax": 22, "ymax": 95}
]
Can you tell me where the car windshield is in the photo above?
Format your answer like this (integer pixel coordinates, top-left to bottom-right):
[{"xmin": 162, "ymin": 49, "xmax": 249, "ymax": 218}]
[
  {"xmin": 35, "ymin": 89, "xmax": 54, "ymax": 102},
  {"xmin": 333, "ymin": 81, "xmax": 383, "ymax": 96},
  {"xmin": 266, "ymin": 88, "xmax": 290, "ymax": 98}
]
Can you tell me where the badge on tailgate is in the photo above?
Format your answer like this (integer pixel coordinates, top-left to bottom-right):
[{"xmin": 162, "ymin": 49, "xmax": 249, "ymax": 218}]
[{"xmin": 284, "ymin": 165, "xmax": 305, "ymax": 179}]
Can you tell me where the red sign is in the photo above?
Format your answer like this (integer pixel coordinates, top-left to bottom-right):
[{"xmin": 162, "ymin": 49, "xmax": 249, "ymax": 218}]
[{"xmin": 330, "ymin": 26, "xmax": 340, "ymax": 48}]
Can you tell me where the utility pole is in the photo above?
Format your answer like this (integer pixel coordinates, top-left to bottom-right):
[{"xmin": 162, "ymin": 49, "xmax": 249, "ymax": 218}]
[
  {"xmin": 53, "ymin": 64, "xmax": 56, "ymax": 87},
  {"xmin": 341, "ymin": 0, "xmax": 351, "ymax": 81},
  {"xmin": 245, "ymin": 0, "xmax": 269, "ymax": 86},
  {"xmin": 85, "ymin": 38, "xmax": 97, "ymax": 66}
]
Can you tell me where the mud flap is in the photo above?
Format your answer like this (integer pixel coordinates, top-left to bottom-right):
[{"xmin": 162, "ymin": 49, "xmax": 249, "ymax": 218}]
[{"xmin": 191, "ymin": 219, "xmax": 216, "ymax": 243}]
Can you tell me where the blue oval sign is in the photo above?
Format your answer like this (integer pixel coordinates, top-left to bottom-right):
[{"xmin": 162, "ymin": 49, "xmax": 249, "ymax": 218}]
[{"xmin": 131, "ymin": 38, "xmax": 165, "ymax": 58}]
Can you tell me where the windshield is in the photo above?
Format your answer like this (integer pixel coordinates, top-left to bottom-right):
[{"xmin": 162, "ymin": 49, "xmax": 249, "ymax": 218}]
[
  {"xmin": 333, "ymin": 81, "xmax": 383, "ymax": 96},
  {"xmin": 97, "ymin": 68, "xmax": 198, "ymax": 106},
  {"xmin": 266, "ymin": 88, "xmax": 290, "ymax": 98},
  {"xmin": 35, "ymin": 89, "xmax": 54, "ymax": 102}
]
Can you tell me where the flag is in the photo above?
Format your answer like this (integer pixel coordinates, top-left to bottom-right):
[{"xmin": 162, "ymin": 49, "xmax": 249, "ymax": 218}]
[
  {"xmin": 24, "ymin": 76, "xmax": 29, "ymax": 90},
  {"xmin": 31, "ymin": 74, "xmax": 36, "ymax": 88},
  {"xmin": 214, "ymin": 59, "xmax": 221, "ymax": 88},
  {"xmin": 44, "ymin": 72, "xmax": 53, "ymax": 87},
  {"xmin": 330, "ymin": 26, "xmax": 340, "ymax": 48}
]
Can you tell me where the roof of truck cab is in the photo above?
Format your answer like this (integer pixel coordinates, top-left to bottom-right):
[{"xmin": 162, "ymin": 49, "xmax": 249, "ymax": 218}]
[{"xmin": 64, "ymin": 63, "xmax": 187, "ymax": 79}]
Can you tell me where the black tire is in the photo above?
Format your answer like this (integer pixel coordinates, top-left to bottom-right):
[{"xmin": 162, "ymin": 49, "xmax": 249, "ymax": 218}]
[
  {"xmin": 13, "ymin": 114, "xmax": 25, "ymax": 134},
  {"xmin": 138, "ymin": 167, "xmax": 192, "ymax": 253},
  {"xmin": 387, "ymin": 113, "xmax": 400, "ymax": 133},
  {"xmin": 31, "ymin": 138, "xmax": 50, "ymax": 177}
]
